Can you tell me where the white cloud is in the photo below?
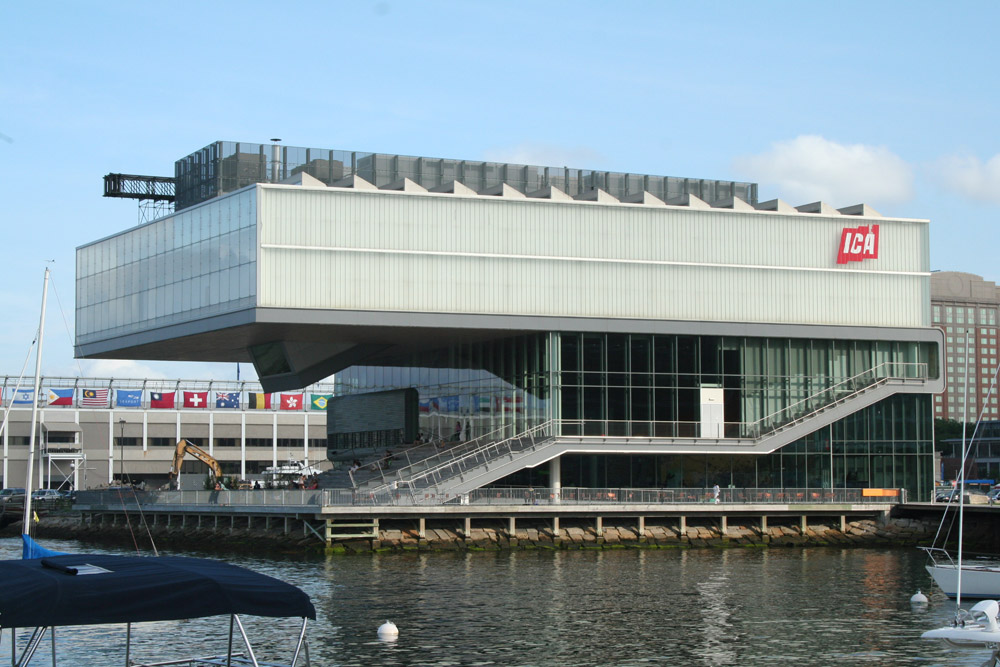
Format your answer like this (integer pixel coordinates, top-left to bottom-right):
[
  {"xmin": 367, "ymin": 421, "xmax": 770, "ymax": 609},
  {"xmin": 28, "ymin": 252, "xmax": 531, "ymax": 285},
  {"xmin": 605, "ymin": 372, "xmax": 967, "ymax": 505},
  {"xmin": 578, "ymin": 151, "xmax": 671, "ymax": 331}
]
[
  {"xmin": 482, "ymin": 143, "xmax": 607, "ymax": 169},
  {"xmin": 932, "ymin": 153, "xmax": 1000, "ymax": 204},
  {"xmin": 733, "ymin": 135, "xmax": 914, "ymax": 207}
]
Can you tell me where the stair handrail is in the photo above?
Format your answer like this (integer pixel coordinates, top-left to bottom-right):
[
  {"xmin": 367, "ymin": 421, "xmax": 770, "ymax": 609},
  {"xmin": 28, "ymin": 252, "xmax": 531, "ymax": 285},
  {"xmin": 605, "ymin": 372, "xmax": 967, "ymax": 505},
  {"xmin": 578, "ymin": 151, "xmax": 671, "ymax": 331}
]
[
  {"xmin": 362, "ymin": 362, "xmax": 931, "ymax": 498},
  {"xmin": 371, "ymin": 420, "xmax": 558, "ymax": 495},
  {"xmin": 360, "ymin": 422, "xmax": 529, "ymax": 491},
  {"xmin": 747, "ymin": 361, "xmax": 929, "ymax": 439}
]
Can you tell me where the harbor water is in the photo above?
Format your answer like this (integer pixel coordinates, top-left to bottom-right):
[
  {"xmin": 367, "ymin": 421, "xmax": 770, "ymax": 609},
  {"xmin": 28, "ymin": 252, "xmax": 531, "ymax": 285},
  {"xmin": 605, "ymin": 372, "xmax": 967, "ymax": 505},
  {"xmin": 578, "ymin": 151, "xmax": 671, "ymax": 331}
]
[{"xmin": 0, "ymin": 538, "xmax": 990, "ymax": 665}]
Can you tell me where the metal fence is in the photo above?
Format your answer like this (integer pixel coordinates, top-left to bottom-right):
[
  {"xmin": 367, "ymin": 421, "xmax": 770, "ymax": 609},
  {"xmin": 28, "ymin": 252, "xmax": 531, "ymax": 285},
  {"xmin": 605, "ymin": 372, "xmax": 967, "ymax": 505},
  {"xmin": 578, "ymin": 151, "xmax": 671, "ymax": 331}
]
[{"xmin": 75, "ymin": 486, "xmax": 902, "ymax": 510}]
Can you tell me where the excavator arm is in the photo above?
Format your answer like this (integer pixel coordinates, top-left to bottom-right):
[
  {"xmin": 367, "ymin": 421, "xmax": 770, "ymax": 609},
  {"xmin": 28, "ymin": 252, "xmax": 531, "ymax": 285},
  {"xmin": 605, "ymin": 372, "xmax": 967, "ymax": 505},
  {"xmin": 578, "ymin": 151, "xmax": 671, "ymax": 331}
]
[{"xmin": 168, "ymin": 440, "xmax": 223, "ymax": 480}]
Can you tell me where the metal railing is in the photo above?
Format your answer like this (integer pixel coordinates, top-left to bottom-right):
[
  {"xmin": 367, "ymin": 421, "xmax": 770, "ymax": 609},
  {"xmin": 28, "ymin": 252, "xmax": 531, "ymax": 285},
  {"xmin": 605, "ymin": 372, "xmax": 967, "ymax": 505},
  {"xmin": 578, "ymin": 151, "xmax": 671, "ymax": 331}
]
[
  {"xmin": 455, "ymin": 486, "xmax": 900, "ymax": 506},
  {"xmin": 557, "ymin": 362, "xmax": 930, "ymax": 440},
  {"xmin": 362, "ymin": 362, "xmax": 929, "ymax": 499},
  {"xmin": 745, "ymin": 361, "xmax": 929, "ymax": 439},
  {"xmin": 366, "ymin": 421, "xmax": 557, "ymax": 497},
  {"xmin": 75, "ymin": 486, "xmax": 902, "ymax": 509},
  {"xmin": 360, "ymin": 421, "xmax": 551, "ymax": 491}
]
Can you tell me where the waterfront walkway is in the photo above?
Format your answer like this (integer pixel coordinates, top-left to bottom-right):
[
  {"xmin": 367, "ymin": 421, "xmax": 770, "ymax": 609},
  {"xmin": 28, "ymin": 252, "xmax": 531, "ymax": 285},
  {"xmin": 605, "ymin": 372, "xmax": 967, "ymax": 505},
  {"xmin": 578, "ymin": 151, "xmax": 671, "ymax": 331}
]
[{"xmin": 72, "ymin": 486, "xmax": 905, "ymax": 547}]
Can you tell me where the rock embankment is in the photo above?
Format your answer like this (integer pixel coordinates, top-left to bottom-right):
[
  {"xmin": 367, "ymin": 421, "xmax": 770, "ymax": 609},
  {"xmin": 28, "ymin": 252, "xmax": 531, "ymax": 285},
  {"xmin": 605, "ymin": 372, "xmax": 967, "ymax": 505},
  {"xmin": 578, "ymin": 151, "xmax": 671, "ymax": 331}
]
[{"xmin": 17, "ymin": 514, "xmax": 942, "ymax": 555}]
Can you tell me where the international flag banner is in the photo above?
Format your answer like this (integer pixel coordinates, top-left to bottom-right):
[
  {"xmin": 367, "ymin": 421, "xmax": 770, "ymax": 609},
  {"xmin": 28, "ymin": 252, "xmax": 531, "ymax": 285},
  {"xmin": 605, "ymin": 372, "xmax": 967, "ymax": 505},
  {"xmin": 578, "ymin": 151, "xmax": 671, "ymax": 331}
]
[
  {"xmin": 116, "ymin": 390, "xmax": 142, "ymax": 407},
  {"xmin": 440, "ymin": 396, "xmax": 460, "ymax": 413},
  {"xmin": 280, "ymin": 393, "xmax": 303, "ymax": 411},
  {"xmin": 12, "ymin": 389, "xmax": 35, "ymax": 405},
  {"xmin": 418, "ymin": 399, "xmax": 430, "ymax": 413},
  {"xmin": 80, "ymin": 388, "xmax": 110, "ymax": 408},
  {"xmin": 310, "ymin": 394, "xmax": 331, "ymax": 410},
  {"xmin": 183, "ymin": 391, "xmax": 209, "ymax": 409},
  {"xmin": 150, "ymin": 392, "xmax": 175, "ymax": 409},
  {"xmin": 216, "ymin": 392, "xmax": 240, "ymax": 409},
  {"xmin": 46, "ymin": 388, "xmax": 74, "ymax": 406},
  {"xmin": 248, "ymin": 393, "xmax": 271, "ymax": 410},
  {"xmin": 474, "ymin": 395, "xmax": 493, "ymax": 413}
]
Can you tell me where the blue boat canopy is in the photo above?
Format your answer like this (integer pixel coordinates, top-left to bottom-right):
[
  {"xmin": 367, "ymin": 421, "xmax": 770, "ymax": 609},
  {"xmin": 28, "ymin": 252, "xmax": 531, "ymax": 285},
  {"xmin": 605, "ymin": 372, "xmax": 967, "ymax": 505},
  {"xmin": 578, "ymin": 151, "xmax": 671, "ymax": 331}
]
[{"xmin": 0, "ymin": 554, "xmax": 316, "ymax": 628}]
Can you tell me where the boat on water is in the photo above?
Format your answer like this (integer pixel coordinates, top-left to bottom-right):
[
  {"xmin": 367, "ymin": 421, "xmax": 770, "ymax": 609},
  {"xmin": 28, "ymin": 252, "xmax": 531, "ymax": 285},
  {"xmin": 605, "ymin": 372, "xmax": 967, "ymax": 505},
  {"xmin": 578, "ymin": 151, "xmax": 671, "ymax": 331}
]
[
  {"xmin": 922, "ymin": 600, "xmax": 1000, "ymax": 666},
  {"xmin": 1, "ymin": 270, "xmax": 317, "ymax": 666},
  {"xmin": 923, "ymin": 547, "xmax": 1000, "ymax": 599},
  {"xmin": 922, "ymin": 350, "xmax": 1000, "ymax": 663},
  {"xmin": 1, "ymin": 539, "xmax": 316, "ymax": 666},
  {"xmin": 921, "ymin": 363, "xmax": 1000, "ymax": 599}
]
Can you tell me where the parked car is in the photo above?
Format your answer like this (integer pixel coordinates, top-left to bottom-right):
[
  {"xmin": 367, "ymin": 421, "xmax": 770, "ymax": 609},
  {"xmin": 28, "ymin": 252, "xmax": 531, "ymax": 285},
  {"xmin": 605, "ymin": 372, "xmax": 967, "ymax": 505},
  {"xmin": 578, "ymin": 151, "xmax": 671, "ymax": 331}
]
[
  {"xmin": 0, "ymin": 488, "xmax": 25, "ymax": 504},
  {"xmin": 30, "ymin": 489, "xmax": 66, "ymax": 505},
  {"xmin": 935, "ymin": 489, "xmax": 990, "ymax": 505}
]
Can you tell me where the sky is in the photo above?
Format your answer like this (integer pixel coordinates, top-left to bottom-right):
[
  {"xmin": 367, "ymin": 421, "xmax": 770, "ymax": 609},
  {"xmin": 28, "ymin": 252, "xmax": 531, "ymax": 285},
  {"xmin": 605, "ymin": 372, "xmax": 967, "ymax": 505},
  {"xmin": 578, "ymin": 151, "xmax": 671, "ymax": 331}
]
[{"xmin": 0, "ymin": 1, "xmax": 997, "ymax": 383}]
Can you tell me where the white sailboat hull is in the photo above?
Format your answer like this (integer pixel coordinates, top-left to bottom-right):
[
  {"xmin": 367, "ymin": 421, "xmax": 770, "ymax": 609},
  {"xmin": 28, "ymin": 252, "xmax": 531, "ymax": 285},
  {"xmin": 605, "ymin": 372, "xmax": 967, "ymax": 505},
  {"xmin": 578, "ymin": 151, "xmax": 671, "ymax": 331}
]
[
  {"xmin": 927, "ymin": 564, "xmax": 1000, "ymax": 599},
  {"xmin": 922, "ymin": 624, "xmax": 1000, "ymax": 647}
]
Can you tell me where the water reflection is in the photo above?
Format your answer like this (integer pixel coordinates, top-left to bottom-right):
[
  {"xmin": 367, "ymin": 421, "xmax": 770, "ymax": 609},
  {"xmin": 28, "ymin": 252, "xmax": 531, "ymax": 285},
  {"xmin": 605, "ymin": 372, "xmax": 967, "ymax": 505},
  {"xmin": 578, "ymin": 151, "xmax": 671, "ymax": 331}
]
[{"xmin": 1, "ymin": 539, "xmax": 996, "ymax": 666}]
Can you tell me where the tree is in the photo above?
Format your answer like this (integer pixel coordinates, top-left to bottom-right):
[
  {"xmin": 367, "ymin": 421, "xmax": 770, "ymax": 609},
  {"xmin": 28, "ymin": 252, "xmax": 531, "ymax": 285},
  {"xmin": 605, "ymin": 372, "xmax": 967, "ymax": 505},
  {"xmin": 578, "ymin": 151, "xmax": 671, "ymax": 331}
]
[{"xmin": 935, "ymin": 418, "xmax": 977, "ymax": 443}]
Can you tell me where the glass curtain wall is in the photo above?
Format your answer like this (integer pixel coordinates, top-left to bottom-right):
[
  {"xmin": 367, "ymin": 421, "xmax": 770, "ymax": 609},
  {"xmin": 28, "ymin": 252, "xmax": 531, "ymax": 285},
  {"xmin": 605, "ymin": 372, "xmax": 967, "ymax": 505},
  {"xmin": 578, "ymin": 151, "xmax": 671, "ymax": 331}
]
[
  {"xmin": 507, "ymin": 394, "xmax": 933, "ymax": 500},
  {"xmin": 336, "ymin": 334, "xmax": 552, "ymax": 443},
  {"xmin": 336, "ymin": 331, "xmax": 934, "ymax": 499},
  {"xmin": 556, "ymin": 333, "xmax": 937, "ymax": 439}
]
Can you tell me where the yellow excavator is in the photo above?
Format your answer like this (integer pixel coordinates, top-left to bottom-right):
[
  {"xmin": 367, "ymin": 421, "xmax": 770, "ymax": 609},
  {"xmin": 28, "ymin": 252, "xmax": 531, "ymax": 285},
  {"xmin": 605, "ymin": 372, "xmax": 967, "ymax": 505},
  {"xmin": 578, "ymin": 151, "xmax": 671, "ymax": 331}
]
[{"xmin": 168, "ymin": 440, "xmax": 224, "ymax": 487}]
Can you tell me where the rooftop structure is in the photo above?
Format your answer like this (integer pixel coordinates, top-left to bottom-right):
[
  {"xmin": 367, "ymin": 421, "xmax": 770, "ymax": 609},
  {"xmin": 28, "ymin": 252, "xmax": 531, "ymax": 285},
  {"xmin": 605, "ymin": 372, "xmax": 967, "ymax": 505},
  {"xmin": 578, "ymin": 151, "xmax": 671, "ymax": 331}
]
[{"xmin": 173, "ymin": 140, "xmax": 759, "ymax": 211}]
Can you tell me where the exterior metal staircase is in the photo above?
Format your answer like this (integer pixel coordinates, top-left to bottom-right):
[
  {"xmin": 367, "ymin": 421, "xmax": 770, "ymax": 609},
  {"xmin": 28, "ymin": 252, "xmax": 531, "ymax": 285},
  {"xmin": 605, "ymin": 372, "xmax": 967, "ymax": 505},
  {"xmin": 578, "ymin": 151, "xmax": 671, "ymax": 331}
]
[{"xmin": 360, "ymin": 362, "xmax": 935, "ymax": 505}]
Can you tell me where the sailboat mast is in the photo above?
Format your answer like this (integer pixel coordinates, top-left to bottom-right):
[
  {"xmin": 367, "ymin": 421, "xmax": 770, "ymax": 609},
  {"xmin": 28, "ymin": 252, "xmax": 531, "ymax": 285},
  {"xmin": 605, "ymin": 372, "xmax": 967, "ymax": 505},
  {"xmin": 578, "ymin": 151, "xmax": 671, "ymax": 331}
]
[
  {"xmin": 22, "ymin": 267, "xmax": 50, "ymax": 534},
  {"xmin": 956, "ymin": 330, "xmax": 972, "ymax": 610}
]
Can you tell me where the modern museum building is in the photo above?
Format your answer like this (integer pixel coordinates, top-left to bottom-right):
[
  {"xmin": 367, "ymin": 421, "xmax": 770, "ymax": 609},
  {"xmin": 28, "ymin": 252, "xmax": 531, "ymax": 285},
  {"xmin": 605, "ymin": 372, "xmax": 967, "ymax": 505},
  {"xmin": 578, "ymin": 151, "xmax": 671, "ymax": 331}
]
[{"xmin": 75, "ymin": 141, "xmax": 943, "ymax": 499}]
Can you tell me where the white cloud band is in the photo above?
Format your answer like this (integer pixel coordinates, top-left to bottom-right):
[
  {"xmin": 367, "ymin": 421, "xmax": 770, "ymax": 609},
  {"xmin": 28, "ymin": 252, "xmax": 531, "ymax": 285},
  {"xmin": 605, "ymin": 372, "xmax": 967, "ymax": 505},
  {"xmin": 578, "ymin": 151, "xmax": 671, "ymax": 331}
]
[{"xmin": 733, "ymin": 135, "xmax": 914, "ymax": 207}]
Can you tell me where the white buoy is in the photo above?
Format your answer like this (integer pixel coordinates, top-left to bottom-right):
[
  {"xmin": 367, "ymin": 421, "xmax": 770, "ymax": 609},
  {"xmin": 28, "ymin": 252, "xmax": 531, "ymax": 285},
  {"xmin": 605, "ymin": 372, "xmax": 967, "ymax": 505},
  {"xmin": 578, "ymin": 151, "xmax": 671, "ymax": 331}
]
[
  {"xmin": 911, "ymin": 589, "xmax": 929, "ymax": 605},
  {"xmin": 377, "ymin": 620, "xmax": 399, "ymax": 639}
]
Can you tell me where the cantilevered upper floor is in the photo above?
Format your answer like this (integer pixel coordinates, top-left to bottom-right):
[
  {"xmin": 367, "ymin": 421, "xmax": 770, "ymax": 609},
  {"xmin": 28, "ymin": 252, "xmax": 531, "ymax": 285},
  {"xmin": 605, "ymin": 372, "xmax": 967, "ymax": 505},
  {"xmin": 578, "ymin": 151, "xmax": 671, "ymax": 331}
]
[{"xmin": 78, "ymin": 143, "xmax": 937, "ymax": 392}]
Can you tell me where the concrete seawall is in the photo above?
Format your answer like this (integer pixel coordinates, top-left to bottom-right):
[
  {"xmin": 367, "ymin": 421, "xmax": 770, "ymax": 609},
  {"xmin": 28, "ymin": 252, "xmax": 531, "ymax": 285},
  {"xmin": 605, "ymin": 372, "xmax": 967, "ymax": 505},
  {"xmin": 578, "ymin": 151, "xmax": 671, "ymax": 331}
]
[{"xmin": 16, "ymin": 513, "xmax": 944, "ymax": 555}]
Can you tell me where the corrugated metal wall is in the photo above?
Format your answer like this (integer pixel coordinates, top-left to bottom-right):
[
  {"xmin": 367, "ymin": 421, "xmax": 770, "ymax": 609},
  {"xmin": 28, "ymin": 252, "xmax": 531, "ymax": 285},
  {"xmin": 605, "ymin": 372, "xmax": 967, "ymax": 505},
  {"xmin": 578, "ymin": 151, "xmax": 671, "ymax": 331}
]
[{"xmin": 257, "ymin": 187, "xmax": 929, "ymax": 328}]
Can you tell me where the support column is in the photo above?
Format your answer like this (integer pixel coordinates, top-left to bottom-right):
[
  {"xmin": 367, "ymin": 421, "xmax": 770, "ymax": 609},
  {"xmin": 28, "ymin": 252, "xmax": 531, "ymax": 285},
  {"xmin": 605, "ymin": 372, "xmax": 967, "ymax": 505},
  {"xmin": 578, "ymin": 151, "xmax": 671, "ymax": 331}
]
[
  {"xmin": 552, "ymin": 516, "xmax": 559, "ymax": 534},
  {"xmin": 638, "ymin": 516, "xmax": 646, "ymax": 543},
  {"xmin": 679, "ymin": 515, "xmax": 686, "ymax": 534},
  {"xmin": 463, "ymin": 517, "xmax": 471, "ymax": 539},
  {"xmin": 720, "ymin": 515, "xmax": 728, "ymax": 535},
  {"xmin": 550, "ymin": 456, "xmax": 561, "ymax": 503},
  {"xmin": 761, "ymin": 515, "xmax": 768, "ymax": 532},
  {"xmin": 418, "ymin": 517, "xmax": 426, "ymax": 542},
  {"xmin": 840, "ymin": 515, "xmax": 846, "ymax": 532},
  {"xmin": 800, "ymin": 515, "xmax": 807, "ymax": 534},
  {"xmin": 596, "ymin": 516, "xmax": 603, "ymax": 537}
]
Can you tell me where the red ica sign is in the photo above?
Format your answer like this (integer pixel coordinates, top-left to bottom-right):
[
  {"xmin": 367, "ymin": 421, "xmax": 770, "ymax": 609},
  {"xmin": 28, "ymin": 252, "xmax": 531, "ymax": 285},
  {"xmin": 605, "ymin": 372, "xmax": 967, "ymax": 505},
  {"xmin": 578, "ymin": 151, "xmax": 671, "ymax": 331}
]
[{"xmin": 837, "ymin": 224, "xmax": 879, "ymax": 264}]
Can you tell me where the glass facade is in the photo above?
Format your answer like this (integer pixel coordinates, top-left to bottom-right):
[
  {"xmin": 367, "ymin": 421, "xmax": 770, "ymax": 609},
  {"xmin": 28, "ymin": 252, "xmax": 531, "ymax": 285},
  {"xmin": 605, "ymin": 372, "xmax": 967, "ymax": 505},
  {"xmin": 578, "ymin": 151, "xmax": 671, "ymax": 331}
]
[
  {"xmin": 337, "ymin": 331, "xmax": 937, "ymax": 500},
  {"xmin": 505, "ymin": 393, "xmax": 933, "ymax": 499},
  {"xmin": 76, "ymin": 189, "xmax": 257, "ymax": 343},
  {"xmin": 174, "ymin": 141, "xmax": 758, "ymax": 211},
  {"xmin": 337, "ymin": 334, "xmax": 553, "ymax": 441},
  {"xmin": 555, "ymin": 333, "xmax": 937, "ymax": 438}
]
